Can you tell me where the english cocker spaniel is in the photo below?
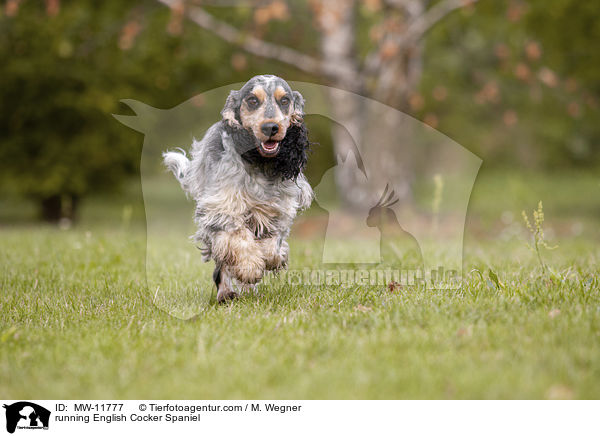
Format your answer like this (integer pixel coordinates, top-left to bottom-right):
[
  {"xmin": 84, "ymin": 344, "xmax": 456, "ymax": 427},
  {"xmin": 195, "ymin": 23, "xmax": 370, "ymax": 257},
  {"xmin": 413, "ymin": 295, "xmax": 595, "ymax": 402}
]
[{"xmin": 163, "ymin": 75, "xmax": 313, "ymax": 302}]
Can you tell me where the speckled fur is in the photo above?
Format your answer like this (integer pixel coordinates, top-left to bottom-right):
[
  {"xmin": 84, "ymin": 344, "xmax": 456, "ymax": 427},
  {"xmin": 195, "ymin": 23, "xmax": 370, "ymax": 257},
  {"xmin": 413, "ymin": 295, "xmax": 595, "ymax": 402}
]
[{"xmin": 163, "ymin": 75, "xmax": 313, "ymax": 302}]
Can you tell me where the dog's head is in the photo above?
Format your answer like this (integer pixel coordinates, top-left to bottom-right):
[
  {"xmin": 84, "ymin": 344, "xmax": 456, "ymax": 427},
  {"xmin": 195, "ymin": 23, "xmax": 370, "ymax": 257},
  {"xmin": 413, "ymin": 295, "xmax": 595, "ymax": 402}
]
[
  {"xmin": 222, "ymin": 74, "xmax": 305, "ymax": 157},
  {"xmin": 221, "ymin": 75, "xmax": 309, "ymax": 180}
]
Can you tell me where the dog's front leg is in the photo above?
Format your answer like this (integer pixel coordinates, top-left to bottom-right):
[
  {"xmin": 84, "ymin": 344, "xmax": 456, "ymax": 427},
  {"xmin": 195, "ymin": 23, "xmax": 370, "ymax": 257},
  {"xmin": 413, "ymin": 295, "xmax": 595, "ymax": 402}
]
[
  {"xmin": 212, "ymin": 228, "xmax": 265, "ymax": 284},
  {"xmin": 260, "ymin": 237, "xmax": 289, "ymax": 271},
  {"xmin": 212, "ymin": 263, "xmax": 240, "ymax": 303}
]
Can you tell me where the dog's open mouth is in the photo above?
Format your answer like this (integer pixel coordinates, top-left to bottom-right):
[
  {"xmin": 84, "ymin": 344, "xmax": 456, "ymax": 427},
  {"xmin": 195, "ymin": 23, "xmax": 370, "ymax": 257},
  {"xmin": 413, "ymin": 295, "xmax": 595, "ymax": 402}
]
[{"xmin": 258, "ymin": 140, "xmax": 280, "ymax": 157}]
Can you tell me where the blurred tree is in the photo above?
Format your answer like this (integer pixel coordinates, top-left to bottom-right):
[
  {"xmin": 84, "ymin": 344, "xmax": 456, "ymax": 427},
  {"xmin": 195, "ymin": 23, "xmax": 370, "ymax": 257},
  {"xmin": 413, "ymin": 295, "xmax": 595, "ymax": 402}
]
[
  {"xmin": 1, "ymin": 1, "xmax": 130, "ymax": 221},
  {"xmin": 0, "ymin": 0, "xmax": 277, "ymax": 221},
  {"xmin": 0, "ymin": 1, "xmax": 146, "ymax": 221},
  {"xmin": 154, "ymin": 0, "xmax": 479, "ymax": 208},
  {"xmin": 3, "ymin": 0, "xmax": 598, "ymax": 222},
  {"xmin": 418, "ymin": 0, "xmax": 600, "ymax": 168}
]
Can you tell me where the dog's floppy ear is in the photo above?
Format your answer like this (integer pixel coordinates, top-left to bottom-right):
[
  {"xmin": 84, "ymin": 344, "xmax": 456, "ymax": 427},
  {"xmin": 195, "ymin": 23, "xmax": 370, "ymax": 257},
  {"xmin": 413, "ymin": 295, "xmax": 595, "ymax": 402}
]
[
  {"xmin": 276, "ymin": 120, "xmax": 310, "ymax": 181},
  {"xmin": 291, "ymin": 90, "xmax": 305, "ymax": 125},
  {"xmin": 221, "ymin": 90, "xmax": 242, "ymax": 128}
]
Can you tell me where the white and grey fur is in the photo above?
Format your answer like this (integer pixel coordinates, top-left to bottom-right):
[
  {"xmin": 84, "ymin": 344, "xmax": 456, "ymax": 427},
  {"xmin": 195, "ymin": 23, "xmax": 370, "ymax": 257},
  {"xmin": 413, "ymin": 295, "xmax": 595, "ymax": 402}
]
[{"xmin": 163, "ymin": 75, "xmax": 313, "ymax": 302}]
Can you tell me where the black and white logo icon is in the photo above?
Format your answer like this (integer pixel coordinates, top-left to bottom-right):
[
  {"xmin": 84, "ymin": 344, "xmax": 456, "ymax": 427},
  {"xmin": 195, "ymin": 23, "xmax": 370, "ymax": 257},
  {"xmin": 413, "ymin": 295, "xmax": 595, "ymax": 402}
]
[{"xmin": 3, "ymin": 402, "xmax": 50, "ymax": 434}]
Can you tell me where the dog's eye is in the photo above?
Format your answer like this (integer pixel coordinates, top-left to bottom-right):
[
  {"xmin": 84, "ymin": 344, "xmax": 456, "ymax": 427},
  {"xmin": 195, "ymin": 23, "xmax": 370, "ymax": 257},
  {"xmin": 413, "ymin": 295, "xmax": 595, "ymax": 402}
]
[
  {"xmin": 280, "ymin": 97, "xmax": 290, "ymax": 107},
  {"xmin": 246, "ymin": 96, "xmax": 259, "ymax": 108}
]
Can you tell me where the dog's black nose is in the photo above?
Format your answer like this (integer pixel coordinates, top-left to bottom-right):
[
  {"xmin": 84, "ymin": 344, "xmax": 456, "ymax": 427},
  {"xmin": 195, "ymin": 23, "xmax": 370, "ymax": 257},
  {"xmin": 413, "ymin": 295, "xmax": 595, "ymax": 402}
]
[{"xmin": 261, "ymin": 122, "xmax": 279, "ymax": 137}]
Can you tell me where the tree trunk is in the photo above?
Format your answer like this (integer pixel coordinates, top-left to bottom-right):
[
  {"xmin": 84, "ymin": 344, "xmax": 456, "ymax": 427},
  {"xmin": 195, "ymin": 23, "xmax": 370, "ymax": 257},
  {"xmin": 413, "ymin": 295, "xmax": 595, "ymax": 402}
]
[
  {"xmin": 329, "ymin": 99, "xmax": 418, "ymax": 209},
  {"xmin": 316, "ymin": 0, "xmax": 424, "ymax": 208},
  {"xmin": 312, "ymin": 0, "xmax": 366, "ymax": 207},
  {"xmin": 39, "ymin": 194, "xmax": 79, "ymax": 223}
]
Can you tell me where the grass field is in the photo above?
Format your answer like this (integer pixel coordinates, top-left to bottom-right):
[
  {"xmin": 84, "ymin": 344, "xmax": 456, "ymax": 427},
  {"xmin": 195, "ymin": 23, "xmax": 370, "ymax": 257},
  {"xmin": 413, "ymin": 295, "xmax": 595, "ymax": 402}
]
[{"xmin": 1, "ymin": 170, "xmax": 599, "ymax": 399}]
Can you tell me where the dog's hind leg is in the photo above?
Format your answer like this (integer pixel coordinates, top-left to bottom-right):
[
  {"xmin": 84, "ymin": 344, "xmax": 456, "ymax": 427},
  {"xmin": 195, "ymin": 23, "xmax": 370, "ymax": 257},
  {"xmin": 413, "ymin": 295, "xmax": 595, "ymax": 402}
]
[{"xmin": 214, "ymin": 264, "xmax": 238, "ymax": 303}]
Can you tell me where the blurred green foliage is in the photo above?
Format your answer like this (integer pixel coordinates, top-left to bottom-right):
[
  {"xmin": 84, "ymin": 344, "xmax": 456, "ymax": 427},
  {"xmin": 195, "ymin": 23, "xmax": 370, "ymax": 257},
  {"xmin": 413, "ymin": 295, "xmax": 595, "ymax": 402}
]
[
  {"xmin": 0, "ymin": 0, "xmax": 306, "ymax": 219},
  {"xmin": 0, "ymin": 0, "xmax": 598, "ymax": 220},
  {"xmin": 421, "ymin": 1, "xmax": 600, "ymax": 168}
]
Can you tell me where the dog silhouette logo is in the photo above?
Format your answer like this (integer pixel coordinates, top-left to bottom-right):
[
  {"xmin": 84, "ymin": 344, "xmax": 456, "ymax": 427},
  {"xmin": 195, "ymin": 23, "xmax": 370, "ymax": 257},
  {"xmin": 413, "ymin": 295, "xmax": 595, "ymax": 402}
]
[{"xmin": 3, "ymin": 402, "xmax": 50, "ymax": 434}]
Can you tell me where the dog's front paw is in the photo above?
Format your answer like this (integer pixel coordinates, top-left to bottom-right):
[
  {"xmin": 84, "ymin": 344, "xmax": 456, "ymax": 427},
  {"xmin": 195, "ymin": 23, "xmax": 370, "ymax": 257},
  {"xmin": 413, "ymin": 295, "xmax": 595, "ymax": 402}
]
[
  {"xmin": 279, "ymin": 241, "xmax": 289, "ymax": 269},
  {"xmin": 216, "ymin": 270, "xmax": 238, "ymax": 303},
  {"xmin": 217, "ymin": 287, "xmax": 238, "ymax": 303},
  {"xmin": 232, "ymin": 257, "xmax": 265, "ymax": 284},
  {"xmin": 212, "ymin": 229, "xmax": 266, "ymax": 284},
  {"xmin": 261, "ymin": 238, "xmax": 288, "ymax": 271}
]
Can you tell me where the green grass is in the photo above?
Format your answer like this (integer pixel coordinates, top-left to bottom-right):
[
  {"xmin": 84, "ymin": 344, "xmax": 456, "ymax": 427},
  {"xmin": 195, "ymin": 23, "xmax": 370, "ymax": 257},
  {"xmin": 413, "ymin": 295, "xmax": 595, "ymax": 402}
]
[{"xmin": 1, "ymin": 170, "xmax": 599, "ymax": 398}]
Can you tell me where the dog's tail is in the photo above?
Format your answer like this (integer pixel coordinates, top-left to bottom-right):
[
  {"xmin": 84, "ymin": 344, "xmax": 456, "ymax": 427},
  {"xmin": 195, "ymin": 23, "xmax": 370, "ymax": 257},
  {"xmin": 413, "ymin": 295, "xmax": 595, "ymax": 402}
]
[{"xmin": 163, "ymin": 148, "xmax": 191, "ymax": 193}]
